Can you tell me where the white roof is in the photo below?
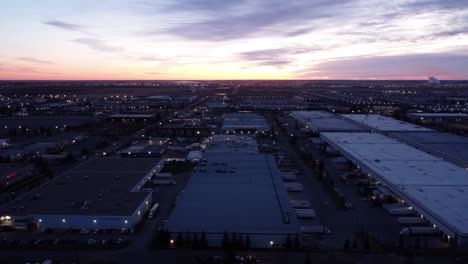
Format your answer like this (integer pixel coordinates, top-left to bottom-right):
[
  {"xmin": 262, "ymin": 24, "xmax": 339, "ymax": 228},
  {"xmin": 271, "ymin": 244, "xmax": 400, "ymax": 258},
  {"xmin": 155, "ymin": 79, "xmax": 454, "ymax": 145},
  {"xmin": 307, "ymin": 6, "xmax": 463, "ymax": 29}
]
[
  {"xmin": 221, "ymin": 113, "xmax": 270, "ymax": 132},
  {"xmin": 408, "ymin": 113, "xmax": 468, "ymax": 118},
  {"xmin": 321, "ymin": 132, "xmax": 468, "ymax": 235},
  {"xmin": 342, "ymin": 114, "xmax": 433, "ymax": 132},
  {"xmin": 291, "ymin": 111, "xmax": 367, "ymax": 132}
]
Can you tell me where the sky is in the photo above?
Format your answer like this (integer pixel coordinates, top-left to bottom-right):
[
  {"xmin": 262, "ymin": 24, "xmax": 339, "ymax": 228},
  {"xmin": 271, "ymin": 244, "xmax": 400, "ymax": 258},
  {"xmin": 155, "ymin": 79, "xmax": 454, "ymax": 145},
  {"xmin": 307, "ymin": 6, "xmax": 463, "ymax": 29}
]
[{"xmin": 1, "ymin": 0, "xmax": 468, "ymax": 80}]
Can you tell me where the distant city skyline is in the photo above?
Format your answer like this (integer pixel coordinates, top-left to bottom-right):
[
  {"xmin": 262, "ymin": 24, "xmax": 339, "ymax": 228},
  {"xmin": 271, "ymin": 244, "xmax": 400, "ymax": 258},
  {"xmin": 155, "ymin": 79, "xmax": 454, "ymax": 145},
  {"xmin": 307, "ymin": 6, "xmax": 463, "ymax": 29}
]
[{"xmin": 1, "ymin": 0, "xmax": 468, "ymax": 80}]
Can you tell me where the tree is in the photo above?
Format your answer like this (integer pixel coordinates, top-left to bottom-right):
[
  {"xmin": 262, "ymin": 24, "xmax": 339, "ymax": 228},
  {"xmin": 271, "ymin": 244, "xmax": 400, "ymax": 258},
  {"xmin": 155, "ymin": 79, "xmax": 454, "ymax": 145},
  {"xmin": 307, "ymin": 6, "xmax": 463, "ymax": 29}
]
[
  {"xmin": 238, "ymin": 234, "xmax": 244, "ymax": 249},
  {"xmin": 245, "ymin": 235, "xmax": 250, "ymax": 249},
  {"xmin": 231, "ymin": 233, "xmax": 237, "ymax": 249},
  {"xmin": 284, "ymin": 234, "xmax": 292, "ymax": 249},
  {"xmin": 192, "ymin": 233, "xmax": 199, "ymax": 249},
  {"xmin": 293, "ymin": 234, "xmax": 300, "ymax": 249},
  {"xmin": 185, "ymin": 230, "xmax": 192, "ymax": 248},
  {"xmin": 222, "ymin": 231, "xmax": 229, "ymax": 249},
  {"xmin": 176, "ymin": 232, "xmax": 184, "ymax": 248},
  {"xmin": 200, "ymin": 231, "xmax": 208, "ymax": 249}
]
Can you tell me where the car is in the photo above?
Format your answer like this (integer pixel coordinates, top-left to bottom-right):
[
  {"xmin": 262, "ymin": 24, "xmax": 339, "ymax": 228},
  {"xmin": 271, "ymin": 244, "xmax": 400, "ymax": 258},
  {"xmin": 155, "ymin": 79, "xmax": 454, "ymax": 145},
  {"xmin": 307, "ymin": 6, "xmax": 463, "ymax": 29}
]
[
  {"xmin": 245, "ymin": 255, "xmax": 260, "ymax": 263},
  {"xmin": 341, "ymin": 175, "xmax": 350, "ymax": 183},
  {"xmin": 234, "ymin": 256, "xmax": 244, "ymax": 264},
  {"xmin": 344, "ymin": 201, "xmax": 353, "ymax": 209},
  {"xmin": 93, "ymin": 229, "xmax": 100, "ymax": 235},
  {"xmin": 120, "ymin": 228, "xmax": 128, "ymax": 234},
  {"xmin": 208, "ymin": 256, "xmax": 223, "ymax": 263}
]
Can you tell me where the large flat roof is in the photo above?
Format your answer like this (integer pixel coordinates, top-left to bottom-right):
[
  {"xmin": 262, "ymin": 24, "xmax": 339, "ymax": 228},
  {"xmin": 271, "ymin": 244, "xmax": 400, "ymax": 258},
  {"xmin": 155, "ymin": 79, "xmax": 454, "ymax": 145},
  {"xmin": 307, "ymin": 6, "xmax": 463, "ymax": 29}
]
[
  {"xmin": 221, "ymin": 113, "xmax": 270, "ymax": 132},
  {"xmin": 0, "ymin": 115, "xmax": 98, "ymax": 129},
  {"xmin": 166, "ymin": 151, "xmax": 299, "ymax": 234},
  {"xmin": 107, "ymin": 114, "xmax": 154, "ymax": 119},
  {"xmin": 389, "ymin": 132, "xmax": 468, "ymax": 169},
  {"xmin": 321, "ymin": 132, "xmax": 468, "ymax": 236},
  {"xmin": 407, "ymin": 113, "xmax": 468, "ymax": 118},
  {"xmin": 342, "ymin": 114, "xmax": 433, "ymax": 132},
  {"xmin": 291, "ymin": 111, "xmax": 368, "ymax": 132},
  {"xmin": 202, "ymin": 135, "xmax": 258, "ymax": 153},
  {"xmin": 0, "ymin": 158, "xmax": 158, "ymax": 216}
]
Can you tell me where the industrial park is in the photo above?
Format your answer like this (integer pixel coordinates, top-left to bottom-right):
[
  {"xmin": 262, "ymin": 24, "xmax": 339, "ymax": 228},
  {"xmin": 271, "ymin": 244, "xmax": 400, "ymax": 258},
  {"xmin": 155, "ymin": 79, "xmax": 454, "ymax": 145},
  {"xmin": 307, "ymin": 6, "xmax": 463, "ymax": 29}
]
[
  {"xmin": 0, "ymin": 80, "xmax": 467, "ymax": 263},
  {"xmin": 2, "ymin": 0, "xmax": 468, "ymax": 263}
]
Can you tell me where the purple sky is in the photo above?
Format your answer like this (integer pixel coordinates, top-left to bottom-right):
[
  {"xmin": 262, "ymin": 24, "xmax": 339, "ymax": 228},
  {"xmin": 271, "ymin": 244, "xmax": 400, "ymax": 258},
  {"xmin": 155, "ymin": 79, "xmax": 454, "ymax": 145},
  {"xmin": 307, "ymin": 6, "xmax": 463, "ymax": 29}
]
[{"xmin": 1, "ymin": 0, "xmax": 468, "ymax": 80}]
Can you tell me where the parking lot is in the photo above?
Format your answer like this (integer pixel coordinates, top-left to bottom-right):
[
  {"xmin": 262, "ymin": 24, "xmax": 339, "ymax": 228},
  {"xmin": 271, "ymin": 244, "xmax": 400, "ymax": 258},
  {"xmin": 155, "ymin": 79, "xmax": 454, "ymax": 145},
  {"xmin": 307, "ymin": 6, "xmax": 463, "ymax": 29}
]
[{"xmin": 268, "ymin": 113, "xmax": 404, "ymax": 251}]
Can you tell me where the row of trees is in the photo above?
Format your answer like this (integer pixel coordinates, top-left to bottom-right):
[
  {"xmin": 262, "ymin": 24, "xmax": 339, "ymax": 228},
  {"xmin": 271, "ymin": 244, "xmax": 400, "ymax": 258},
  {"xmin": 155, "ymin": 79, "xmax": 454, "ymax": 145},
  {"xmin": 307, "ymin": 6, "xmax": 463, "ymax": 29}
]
[{"xmin": 154, "ymin": 229, "xmax": 302, "ymax": 250}]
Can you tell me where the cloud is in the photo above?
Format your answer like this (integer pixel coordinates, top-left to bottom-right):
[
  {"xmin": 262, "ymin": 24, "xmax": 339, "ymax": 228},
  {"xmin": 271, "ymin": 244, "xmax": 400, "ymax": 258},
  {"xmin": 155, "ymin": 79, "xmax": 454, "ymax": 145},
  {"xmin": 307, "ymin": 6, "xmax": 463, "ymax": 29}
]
[
  {"xmin": 73, "ymin": 38, "xmax": 124, "ymax": 53},
  {"xmin": 297, "ymin": 53, "xmax": 468, "ymax": 79},
  {"xmin": 137, "ymin": 55, "xmax": 161, "ymax": 61},
  {"xmin": 254, "ymin": 60, "xmax": 292, "ymax": 67},
  {"xmin": 145, "ymin": 71, "xmax": 161, "ymax": 75},
  {"xmin": 17, "ymin": 57, "xmax": 53, "ymax": 64},
  {"xmin": 240, "ymin": 48, "xmax": 292, "ymax": 61},
  {"xmin": 0, "ymin": 64, "xmax": 59, "ymax": 75},
  {"xmin": 158, "ymin": 0, "xmax": 352, "ymax": 40},
  {"xmin": 44, "ymin": 20, "xmax": 82, "ymax": 31},
  {"xmin": 239, "ymin": 46, "xmax": 322, "ymax": 67}
]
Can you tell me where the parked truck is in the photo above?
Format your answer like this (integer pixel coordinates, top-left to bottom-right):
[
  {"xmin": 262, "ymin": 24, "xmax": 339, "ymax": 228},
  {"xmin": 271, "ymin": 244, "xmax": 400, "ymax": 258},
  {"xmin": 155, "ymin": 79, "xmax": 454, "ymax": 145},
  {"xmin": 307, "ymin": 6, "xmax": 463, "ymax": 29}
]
[
  {"xmin": 388, "ymin": 207, "xmax": 414, "ymax": 215},
  {"xmin": 290, "ymin": 200, "xmax": 311, "ymax": 208},
  {"xmin": 294, "ymin": 209, "xmax": 316, "ymax": 218},
  {"xmin": 284, "ymin": 183, "xmax": 304, "ymax": 192},
  {"xmin": 398, "ymin": 217, "xmax": 426, "ymax": 225},
  {"xmin": 301, "ymin": 226, "xmax": 331, "ymax": 235},
  {"xmin": 148, "ymin": 203, "xmax": 160, "ymax": 219},
  {"xmin": 400, "ymin": 227, "xmax": 438, "ymax": 236}
]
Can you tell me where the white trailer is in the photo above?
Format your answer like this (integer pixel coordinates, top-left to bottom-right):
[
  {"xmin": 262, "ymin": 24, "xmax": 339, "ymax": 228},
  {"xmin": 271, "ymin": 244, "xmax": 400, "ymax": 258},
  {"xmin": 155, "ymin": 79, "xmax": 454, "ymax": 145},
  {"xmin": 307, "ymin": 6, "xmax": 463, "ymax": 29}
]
[
  {"xmin": 398, "ymin": 217, "xmax": 426, "ymax": 225},
  {"xmin": 148, "ymin": 203, "xmax": 160, "ymax": 219},
  {"xmin": 155, "ymin": 172, "xmax": 173, "ymax": 179},
  {"xmin": 284, "ymin": 183, "xmax": 304, "ymax": 192},
  {"xmin": 400, "ymin": 227, "xmax": 438, "ymax": 236},
  {"xmin": 153, "ymin": 179, "xmax": 176, "ymax": 185},
  {"xmin": 295, "ymin": 209, "xmax": 316, "ymax": 218},
  {"xmin": 301, "ymin": 226, "xmax": 331, "ymax": 235},
  {"xmin": 290, "ymin": 200, "xmax": 311, "ymax": 208},
  {"xmin": 281, "ymin": 173, "xmax": 297, "ymax": 182},
  {"xmin": 388, "ymin": 207, "xmax": 414, "ymax": 215}
]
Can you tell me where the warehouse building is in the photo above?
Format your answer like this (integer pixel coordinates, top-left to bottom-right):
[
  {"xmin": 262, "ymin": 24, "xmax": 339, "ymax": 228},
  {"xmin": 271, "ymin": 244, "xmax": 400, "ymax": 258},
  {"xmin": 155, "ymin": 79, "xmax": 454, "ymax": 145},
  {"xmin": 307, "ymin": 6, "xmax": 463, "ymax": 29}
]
[
  {"xmin": 0, "ymin": 158, "xmax": 159, "ymax": 230},
  {"xmin": 320, "ymin": 132, "xmax": 468, "ymax": 248},
  {"xmin": 388, "ymin": 132, "xmax": 468, "ymax": 169},
  {"xmin": 221, "ymin": 113, "xmax": 270, "ymax": 134},
  {"xmin": 291, "ymin": 111, "xmax": 368, "ymax": 133},
  {"xmin": 166, "ymin": 135, "xmax": 300, "ymax": 248},
  {"xmin": 342, "ymin": 114, "xmax": 433, "ymax": 132},
  {"xmin": 0, "ymin": 115, "xmax": 98, "ymax": 136},
  {"xmin": 407, "ymin": 113, "xmax": 468, "ymax": 123}
]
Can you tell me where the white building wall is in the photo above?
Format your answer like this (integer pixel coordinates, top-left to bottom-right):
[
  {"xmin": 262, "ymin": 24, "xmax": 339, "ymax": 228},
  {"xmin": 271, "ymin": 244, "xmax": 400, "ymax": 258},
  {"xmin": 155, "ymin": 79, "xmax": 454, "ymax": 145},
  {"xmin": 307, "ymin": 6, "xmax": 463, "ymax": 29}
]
[{"xmin": 12, "ymin": 193, "xmax": 152, "ymax": 230}]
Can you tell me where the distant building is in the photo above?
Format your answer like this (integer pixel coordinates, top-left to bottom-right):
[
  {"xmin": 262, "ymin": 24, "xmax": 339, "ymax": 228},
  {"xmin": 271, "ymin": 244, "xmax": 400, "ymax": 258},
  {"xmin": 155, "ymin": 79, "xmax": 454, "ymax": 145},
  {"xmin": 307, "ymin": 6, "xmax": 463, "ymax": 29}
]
[
  {"xmin": 428, "ymin": 76, "xmax": 441, "ymax": 86},
  {"xmin": 166, "ymin": 135, "xmax": 300, "ymax": 248},
  {"xmin": 0, "ymin": 158, "xmax": 157, "ymax": 230}
]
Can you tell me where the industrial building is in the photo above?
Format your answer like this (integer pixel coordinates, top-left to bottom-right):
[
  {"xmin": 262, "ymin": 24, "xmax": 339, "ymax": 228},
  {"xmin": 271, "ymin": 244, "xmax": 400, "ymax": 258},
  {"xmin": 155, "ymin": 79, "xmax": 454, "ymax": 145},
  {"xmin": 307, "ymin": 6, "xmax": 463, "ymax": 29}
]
[
  {"xmin": 120, "ymin": 144, "xmax": 167, "ymax": 158},
  {"xmin": 342, "ymin": 114, "xmax": 433, "ymax": 132},
  {"xmin": 388, "ymin": 132, "xmax": 468, "ymax": 169},
  {"xmin": 0, "ymin": 158, "xmax": 158, "ymax": 230},
  {"xmin": 0, "ymin": 115, "xmax": 98, "ymax": 136},
  {"xmin": 291, "ymin": 111, "xmax": 368, "ymax": 133},
  {"xmin": 320, "ymin": 132, "xmax": 468, "ymax": 248},
  {"xmin": 166, "ymin": 135, "xmax": 300, "ymax": 248},
  {"xmin": 106, "ymin": 114, "xmax": 155, "ymax": 122},
  {"xmin": 406, "ymin": 112, "xmax": 468, "ymax": 123},
  {"xmin": 221, "ymin": 113, "xmax": 270, "ymax": 134}
]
